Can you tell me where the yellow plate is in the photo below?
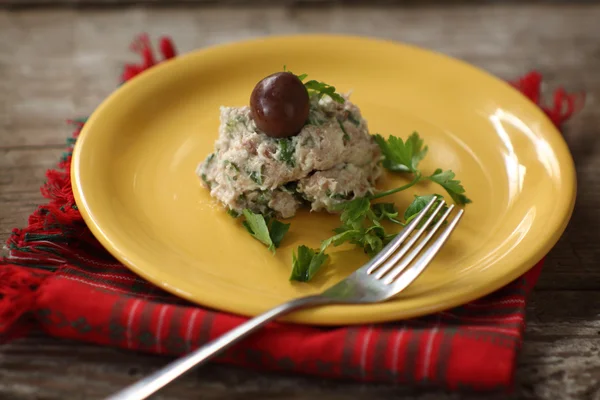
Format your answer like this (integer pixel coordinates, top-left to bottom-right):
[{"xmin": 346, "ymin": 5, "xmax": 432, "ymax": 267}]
[{"xmin": 72, "ymin": 35, "xmax": 576, "ymax": 325}]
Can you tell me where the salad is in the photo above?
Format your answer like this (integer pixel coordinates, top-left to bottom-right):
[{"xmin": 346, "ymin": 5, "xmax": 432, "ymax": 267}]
[{"xmin": 197, "ymin": 69, "xmax": 471, "ymax": 282}]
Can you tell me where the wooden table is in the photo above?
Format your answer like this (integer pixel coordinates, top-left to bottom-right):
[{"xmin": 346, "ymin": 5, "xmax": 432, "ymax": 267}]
[{"xmin": 1, "ymin": 4, "xmax": 599, "ymax": 400}]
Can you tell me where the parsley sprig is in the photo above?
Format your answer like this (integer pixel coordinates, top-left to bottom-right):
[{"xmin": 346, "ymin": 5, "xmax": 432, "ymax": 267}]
[
  {"xmin": 241, "ymin": 209, "xmax": 290, "ymax": 253},
  {"xmin": 370, "ymin": 132, "xmax": 472, "ymax": 204},
  {"xmin": 290, "ymin": 131, "xmax": 471, "ymax": 282},
  {"xmin": 233, "ymin": 132, "xmax": 470, "ymax": 282},
  {"xmin": 373, "ymin": 132, "xmax": 428, "ymax": 173},
  {"xmin": 303, "ymin": 79, "xmax": 345, "ymax": 104},
  {"xmin": 284, "ymin": 66, "xmax": 345, "ymax": 104}
]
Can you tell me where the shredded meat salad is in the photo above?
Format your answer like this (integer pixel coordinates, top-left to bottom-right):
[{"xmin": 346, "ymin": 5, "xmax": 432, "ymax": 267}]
[
  {"xmin": 197, "ymin": 94, "xmax": 382, "ymax": 219},
  {"xmin": 195, "ymin": 70, "xmax": 471, "ymax": 282}
]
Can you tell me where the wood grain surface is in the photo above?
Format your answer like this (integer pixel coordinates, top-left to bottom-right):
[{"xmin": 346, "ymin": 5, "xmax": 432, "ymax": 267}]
[
  {"xmin": 1, "ymin": 0, "xmax": 582, "ymax": 8},
  {"xmin": 1, "ymin": 4, "xmax": 600, "ymax": 400}
]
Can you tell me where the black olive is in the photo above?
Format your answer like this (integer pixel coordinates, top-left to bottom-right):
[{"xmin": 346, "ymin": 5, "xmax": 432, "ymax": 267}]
[{"xmin": 250, "ymin": 72, "xmax": 310, "ymax": 138}]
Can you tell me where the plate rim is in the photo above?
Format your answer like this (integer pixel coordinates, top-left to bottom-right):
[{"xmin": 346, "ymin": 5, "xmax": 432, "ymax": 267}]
[{"xmin": 71, "ymin": 34, "xmax": 577, "ymax": 325}]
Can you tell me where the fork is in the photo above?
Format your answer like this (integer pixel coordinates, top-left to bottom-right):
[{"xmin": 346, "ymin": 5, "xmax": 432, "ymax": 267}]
[{"xmin": 107, "ymin": 197, "xmax": 463, "ymax": 400}]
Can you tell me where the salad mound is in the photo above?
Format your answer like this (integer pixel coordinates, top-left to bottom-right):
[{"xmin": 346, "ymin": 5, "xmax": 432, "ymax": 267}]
[
  {"xmin": 196, "ymin": 70, "xmax": 471, "ymax": 282},
  {"xmin": 197, "ymin": 93, "xmax": 381, "ymax": 219}
]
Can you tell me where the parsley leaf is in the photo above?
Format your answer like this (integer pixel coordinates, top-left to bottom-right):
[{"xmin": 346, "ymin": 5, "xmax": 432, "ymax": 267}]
[
  {"xmin": 283, "ymin": 68, "xmax": 343, "ymax": 103},
  {"xmin": 362, "ymin": 227, "xmax": 384, "ymax": 257},
  {"xmin": 404, "ymin": 194, "xmax": 438, "ymax": 222},
  {"xmin": 205, "ymin": 153, "xmax": 215, "ymax": 165},
  {"xmin": 347, "ymin": 113, "xmax": 361, "ymax": 126},
  {"xmin": 304, "ymin": 80, "xmax": 345, "ymax": 104},
  {"xmin": 321, "ymin": 198, "xmax": 393, "ymax": 257},
  {"xmin": 320, "ymin": 228, "xmax": 362, "ymax": 252},
  {"xmin": 371, "ymin": 203, "xmax": 401, "ymax": 224},
  {"xmin": 404, "ymin": 194, "xmax": 447, "ymax": 227},
  {"xmin": 373, "ymin": 132, "xmax": 428, "ymax": 173},
  {"xmin": 248, "ymin": 166, "xmax": 264, "ymax": 185},
  {"xmin": 428, "ymin": 169, "xmax": 472, "ymax": 205},
  {"xmin": 242, "ymin": 209, "xmax": 273, "ymax": 250},
  {"xmin": 338, "ymin": 225, "xmax": 386, "ymax": 257},
  {"xmin": 227, "ymin": 208, "xmax": 240, "ymax": 218},
  {"xmin": 337, "ymin": 119, "xmax": 350, "ymax": 141},
  {"xmin": 241, "ymin": 209, "xmax": 290, "ymax": 252},
  {"xmin": 307, "ymin": 109, "xmax": 326, "ymax": 126},
  {"xmin": 223, "ymin": 160, "xmax": 240, "ymax": 172},
  {"xmin": 337, "ymin": 197, "xmax": 371, "ymax": 228},
  {"xmin": 200, "ymin": 173, "xmax": 211, "ymax": 189},
  {"xmin": 290, "ymin": 246, "xmax": 329, "ymax": 282},
  {"xmin": 278, "ymin": 138, "xmax": 296, "ymax": 167},
  {"xmin": 269, "ymin": 219, "xmax": 291, "ymax": 248},
  {"xmin": 327, "ymin": 191, "xmax": 350, "ymax": 201},
  {"xmin": 225, "ymin": 115, "xmax": 247, "ymax": 134}
]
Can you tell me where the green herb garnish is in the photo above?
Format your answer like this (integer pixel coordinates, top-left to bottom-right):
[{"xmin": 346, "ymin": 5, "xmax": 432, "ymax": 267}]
[
  {"xmin": 290, "ymin": 131, "xmax": 471, "ymax": 282},
  {"xmin": 241, "ymin": 209, "xmax": 290, "ymax": 252},
  {"xmin": 304, "ymin": 80, "xmax": 345, "ymax": 104},
  {"xmin": 369, "ymin": 133, "xmax": 470, "ymax": 204},
  {"xmin": 200, "ymin": 173, "xmax": 211, "ymax": 189},
  {"xmin": 428, "ymin": 169, "xmax": 472, "ymax": 205},
  {"xmin": 278, "ymin": 138, "xmax": 296, "ymax": 167},
  {"xmin": 248, "ymin": 166, "xmax": 264, "ymax": 185},
  {"xmin": 306, "ymin": 109, "xmax": 326, "ymax": 126},
  {"xmin": 326, "ymin": 190, "xmax": 350, "ymax": 201},
  {"xmin": 223, "ymin": 160, "xmax": 240, "ymax": 172},
  {"xmin": 373, "ymin": 132, "xmax": 428, "ymax": 173},
  {"xmin": 225, "ymin": 115, "xmax": 247, "ymax": 133},
  {"xmin": 337, "ymin": 119, "xmax": 350, "ymax": 141},
  {"xmin": 284, "ymin": 67, "xmax": 345, "ymax": 104},
  {"xmin": 371, "ymin": 203, "xmax": 401, "ymax": 224},
  {"xmin": 290, "ymin": 246, "xmax": 329, "ymax": 282},
  {"xmin": 269, "ymin": 219, "xmax": 291, "ymax": 248},
  {"xmin": 404, "ymin": 194, "xmax": 448, "ymax": 227},
  {"xmin": 314, "ymin": 197, "xmax": 390, "ymax": 258},
  {"xmin": 255, "ymin": 190, "xmax": 270, "ymax": 206},
  {"xmin": 347, "ymin": 113, "xmax": 361, "ymax": 126},
  {"xmin": 227, "ymin": 208, "xmax": 241, "ymax": 218}
]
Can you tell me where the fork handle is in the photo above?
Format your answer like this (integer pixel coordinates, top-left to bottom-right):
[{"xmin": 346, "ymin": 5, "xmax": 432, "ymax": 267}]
[{"xmin": 106, "ymin": 295, "xmax": 334, "ymax": 400}]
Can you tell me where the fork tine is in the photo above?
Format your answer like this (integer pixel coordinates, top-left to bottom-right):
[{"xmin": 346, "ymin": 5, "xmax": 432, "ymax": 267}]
[
  {"xmin": 370, "ymin": 199, "xmax": 447, "ymax": 278},
  {"xmin": 380, "ymin": 204, "xmax": 455, "ymax": 283},
  {"xmin": 384, "ymin": 208, "xmax": 464, "ymax": 287},
  {"xmin": 365, "ymin": 196, "xmax": 438, "ymax": 275}
]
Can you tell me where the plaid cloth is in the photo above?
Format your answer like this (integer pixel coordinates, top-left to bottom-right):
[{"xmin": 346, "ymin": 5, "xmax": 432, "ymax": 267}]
[{"xmin": 0, "ymin": 34, "xmax": 584, "ymax": 392}]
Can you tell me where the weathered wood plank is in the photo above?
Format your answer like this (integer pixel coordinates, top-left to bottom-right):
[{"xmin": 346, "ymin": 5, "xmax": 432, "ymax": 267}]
[{"xmin": 0, "ymin": 0, "xmax": 594, "ymax": 8}]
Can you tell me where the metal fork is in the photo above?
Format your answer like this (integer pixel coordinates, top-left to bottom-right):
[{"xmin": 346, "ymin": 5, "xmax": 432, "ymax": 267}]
[{"xmin": 107, "ymin": 197, "xmax": 463, "ymax": 400}]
